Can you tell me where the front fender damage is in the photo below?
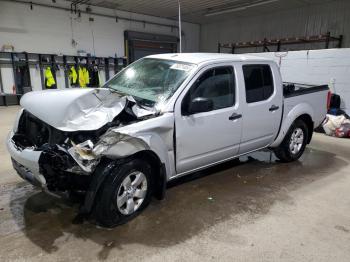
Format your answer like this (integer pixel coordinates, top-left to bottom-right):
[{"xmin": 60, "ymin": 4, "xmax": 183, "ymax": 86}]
[
  {"xmin": 68, "ymin": 130, "xmax": 150, "ymax": 173},
  {"xmin": 68, "ymin": 130, "xmax": 164, "ymax": 220}
]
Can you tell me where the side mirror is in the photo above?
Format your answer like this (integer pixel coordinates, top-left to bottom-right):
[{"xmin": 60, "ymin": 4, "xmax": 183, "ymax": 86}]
[{"xmin": 188, "ymin": 97, "xmax": 214, "ymax": 114}]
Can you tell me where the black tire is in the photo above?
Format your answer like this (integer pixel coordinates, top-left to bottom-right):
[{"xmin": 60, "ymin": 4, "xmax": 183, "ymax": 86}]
[
  {"xmin": 274, "ymin": 119, "xmax": 309, "ymax": 163},
  {"xmin": 94, "ymin": 158, "xmax": 154, "ymax": 227}
]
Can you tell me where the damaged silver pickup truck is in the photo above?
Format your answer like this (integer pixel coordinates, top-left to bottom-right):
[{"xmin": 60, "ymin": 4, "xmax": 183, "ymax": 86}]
[{"xmin": 7, "ymin": 53, "xmax": 329, "ymax": 227}]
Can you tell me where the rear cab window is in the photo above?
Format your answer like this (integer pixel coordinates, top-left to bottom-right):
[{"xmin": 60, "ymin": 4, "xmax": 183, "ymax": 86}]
[{"xmin": 243, "ymin": 64, "xmax": 274, "ymax": 103}]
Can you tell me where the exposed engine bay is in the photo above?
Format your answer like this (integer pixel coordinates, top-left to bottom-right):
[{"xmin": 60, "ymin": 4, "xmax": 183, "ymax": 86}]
[{"xmin": 12, "ymin": 98, "xmax": 155, "ymax": 192}]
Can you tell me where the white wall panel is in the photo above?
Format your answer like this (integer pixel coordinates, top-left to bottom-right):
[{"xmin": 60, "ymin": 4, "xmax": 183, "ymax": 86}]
[
  {"xmin": 56, "ymin": 68, "xmax": 66, "ymax": 90},
  {"xmin": 0, "ymin": 1, "xmax": 199, "ymax": 57},
  {"xmin": 1, "ymin": 67, "xmax": 14, "ymax": 94},
  {"xmin": 29, "ymin": 66, "xmax": 41, "ymax": 92}
]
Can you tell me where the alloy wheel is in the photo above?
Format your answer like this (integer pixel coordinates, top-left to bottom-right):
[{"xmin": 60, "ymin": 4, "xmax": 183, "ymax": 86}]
[
  {"xmin": 116, "ymin": 171, "xmax": 148, "ymax": 215},
  {"xmin": 289, "ymin": 127, "xmax": 304, "ymax": 155}
]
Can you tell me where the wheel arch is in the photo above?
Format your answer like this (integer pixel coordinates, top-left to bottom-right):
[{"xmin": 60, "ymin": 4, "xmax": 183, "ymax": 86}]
[
  {"xmin": 271, "ymin": 102, "xmax": 314, "ymax": 147},
  {"xmin": 79, "ymin": 149, "xmax": 167, "ymax": 217},
  {"xmin": 131, "ymin": 150, "xmax": 167, "ymax": 200},
  {"xmin": 295, "ymin": 114, "xmax": 314, "ymax": 144}
]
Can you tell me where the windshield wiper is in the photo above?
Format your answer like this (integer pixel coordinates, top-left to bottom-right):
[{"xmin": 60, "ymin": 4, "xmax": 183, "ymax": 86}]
[
  {"xmin": 126, "ymin": 96, "xmax": 150, "ymax": 111},
  {"xmin": 107, "ymin": 85, "xmax": 125, "ymax": 95},
  {"xmin": 107, "ymin": 86, "xmax": 152, "ymax": 111}
]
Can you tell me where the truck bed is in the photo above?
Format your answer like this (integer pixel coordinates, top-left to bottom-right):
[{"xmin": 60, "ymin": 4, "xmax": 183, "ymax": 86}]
[
  {"xmin": 283, "ymin": 82, "xmax": 329, "ymax": 98},
  {"xmin": 282, "ymin": 82, "xmax": 329, "ymax": 130}
]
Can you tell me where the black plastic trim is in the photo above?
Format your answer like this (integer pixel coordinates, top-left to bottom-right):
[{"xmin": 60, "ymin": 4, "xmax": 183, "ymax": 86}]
[
  {"xmin": 155, "ymin": 163, "xmax": 167, "ymax": 200},
  {"xmin": 284, "ymin": 84, "xmax": 329, "ymax": 98},
  {"xmin": 79, "ymin": 160, "xmax": 119, "ymax": 215},
  {"xmin": 273, "ymin": 103, "xmax": 285, "ymax": 141}
]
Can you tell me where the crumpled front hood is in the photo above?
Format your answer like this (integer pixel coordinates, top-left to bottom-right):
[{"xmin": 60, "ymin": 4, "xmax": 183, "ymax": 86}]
[{"xmin": 21, "ymin": 88, "xmax": 128, "ymax": 132}]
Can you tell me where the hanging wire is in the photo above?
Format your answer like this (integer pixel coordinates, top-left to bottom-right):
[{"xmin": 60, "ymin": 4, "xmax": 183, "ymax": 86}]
[
  {"xmin": 89, "ymin": 18, "xmax": 96, "ymax": 56},
  {"xmin": 70, "ymin": 15, "xmax": 77, "ymax": 48}
]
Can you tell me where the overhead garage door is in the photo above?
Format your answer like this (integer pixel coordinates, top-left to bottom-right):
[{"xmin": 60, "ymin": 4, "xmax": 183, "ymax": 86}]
[{"xmin": 124, "ymin": 30, "xmax": 178, "ymax": 63}]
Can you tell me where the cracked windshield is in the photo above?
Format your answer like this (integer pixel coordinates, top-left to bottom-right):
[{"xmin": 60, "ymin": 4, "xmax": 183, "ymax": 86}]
[{"xmin": 106, "ymin": 58, "xmax": 196, "ymax": 108}]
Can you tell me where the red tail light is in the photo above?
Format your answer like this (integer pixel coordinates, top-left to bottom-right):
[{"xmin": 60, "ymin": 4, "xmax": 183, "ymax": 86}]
[{"xmin": 327, "ymin": 91, "xmax": 331, "ymax": 111}]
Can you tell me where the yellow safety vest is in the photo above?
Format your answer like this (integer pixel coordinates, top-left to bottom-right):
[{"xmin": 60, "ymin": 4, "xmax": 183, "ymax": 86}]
[
  {"xmin": 45, "ymin": 67, "xmax": 56, "ymax": 88},
  {"xmin": 69, "ymin": 66, "xmax": 78, "ymax": 85},
  {"xmin": 78, "ymin": 66, "xmax": 90, "ymax": 87}
]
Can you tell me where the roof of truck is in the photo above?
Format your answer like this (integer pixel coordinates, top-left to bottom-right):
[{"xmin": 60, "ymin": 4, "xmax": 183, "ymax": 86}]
[{"xmin": 147, "ymin": 53, "xmax": 271, "ymax": 65}]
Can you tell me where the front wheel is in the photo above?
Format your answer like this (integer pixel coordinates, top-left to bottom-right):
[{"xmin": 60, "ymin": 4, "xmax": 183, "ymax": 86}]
[
  {"xmin": 274, "ymin": 119, "xmax": 309, "ymax": 162},
  {"xmin": 94, "ymin": 159, "xmax": 154, "ymax": 227}
]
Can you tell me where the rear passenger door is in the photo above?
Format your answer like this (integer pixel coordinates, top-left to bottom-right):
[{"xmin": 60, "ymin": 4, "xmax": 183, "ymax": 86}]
[{"xmin": 239, "ymin": 63, "xmax": 283, "ymax": 154}]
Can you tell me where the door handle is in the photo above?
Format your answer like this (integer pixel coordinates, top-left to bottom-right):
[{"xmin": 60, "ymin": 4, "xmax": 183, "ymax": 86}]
[
  {"xmin": 229, "ymin": 113, "xmax": 242, "ymax": 121},
  {"xmin": 269, "ymin": 105, "xmax": 279, "ymax": 112}
]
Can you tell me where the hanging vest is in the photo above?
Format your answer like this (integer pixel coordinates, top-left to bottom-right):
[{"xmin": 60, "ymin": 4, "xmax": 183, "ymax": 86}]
[
  {"xmin": 45, "ymin": 67, "xmax": 56, "ymax": 88},
  {"xmin": 69, "ymin": 66, "xmax": 78, "ymax": 86},
  {"xmin": 78, "ymin": 66, "xmax": 90, "ymax": 87}
]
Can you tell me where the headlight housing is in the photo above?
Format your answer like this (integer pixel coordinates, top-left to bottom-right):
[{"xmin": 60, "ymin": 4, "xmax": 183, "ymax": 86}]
[{"xmin": 12, "ymin": 108, "xmax": 24, "ymax": 133}]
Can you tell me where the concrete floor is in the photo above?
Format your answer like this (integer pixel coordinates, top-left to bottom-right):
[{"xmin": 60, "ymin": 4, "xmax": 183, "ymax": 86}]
[{"xmin": 1, "ymin": 106, "xmax": 350, "ymax": 262}]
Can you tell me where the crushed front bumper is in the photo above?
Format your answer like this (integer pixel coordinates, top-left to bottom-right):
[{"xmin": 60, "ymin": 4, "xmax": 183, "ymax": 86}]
[{"xmin": 6, "ymin": 131, "xmax": 46, "ymax": 188}]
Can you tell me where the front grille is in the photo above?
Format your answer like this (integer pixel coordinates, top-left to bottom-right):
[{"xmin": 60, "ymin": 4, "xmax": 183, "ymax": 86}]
[{"xmin": 15, "ymin": 110, "xmax": 51, "ymax": 148}]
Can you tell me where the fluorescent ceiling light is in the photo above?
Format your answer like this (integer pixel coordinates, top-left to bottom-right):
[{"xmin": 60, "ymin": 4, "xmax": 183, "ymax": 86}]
[{"xmin": 205, "ymin": 0, "xmax": 279, "ymax": 17}]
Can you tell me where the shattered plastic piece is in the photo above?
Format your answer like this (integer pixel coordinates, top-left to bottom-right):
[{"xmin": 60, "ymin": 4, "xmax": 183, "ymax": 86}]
[
  {"xmin": 132, "ymin": 104, "xmax": 154, "ymax": 118},
  {"xmin": 71, "ymin": 140, "xmax": 95, "ymax": 161},
  {"xmin": 68, "ymin": 140, "xmax": 98, "ymax": 173},
  {"xmin": 68, "ymin": 145, "xmax": 99, "ymax": 173},
  {"xmin": 68, "ymin": 130, "xmax": 150, "ymax": 172}
]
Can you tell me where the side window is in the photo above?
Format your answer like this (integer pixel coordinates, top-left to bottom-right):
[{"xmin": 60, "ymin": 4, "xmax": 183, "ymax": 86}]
[
  {"xmin": 243, "ymin": 64, "xmax": 274, "ymax": 103},
  {"xmin": 182, "ymin": 66, "xmax": 235, "ymax": 114}
]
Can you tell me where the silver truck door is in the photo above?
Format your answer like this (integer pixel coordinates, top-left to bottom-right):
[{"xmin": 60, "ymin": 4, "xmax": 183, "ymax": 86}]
[
  {"xmin": 238, "ymin": 63, "xmax": 283, "ymax": 154},
  {"xmin": 174, "ymin": 64, "xmax": 243, "ymax": 174}
]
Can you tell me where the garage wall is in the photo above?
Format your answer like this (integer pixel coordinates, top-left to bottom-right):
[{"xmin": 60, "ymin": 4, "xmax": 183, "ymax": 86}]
[
  {"xmin": 247, "ymin": 48, "xmax": 350, "ymax": 114},
  {"xmin": 0, "ymin": 0, "xmax": 200, "ymax": 93},
  {"xmin": 200, "ymin": 0, "xmax": 350, "ymax": 52},
  {"xmin": 0, "ymin": 1, "xmax": 200, "ymax": 56}
]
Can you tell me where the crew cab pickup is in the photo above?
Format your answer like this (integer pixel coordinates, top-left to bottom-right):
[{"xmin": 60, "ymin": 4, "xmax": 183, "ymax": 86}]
[{"xmin": 7, "ymin": 53, "xmax": 329, "ymax": 227}]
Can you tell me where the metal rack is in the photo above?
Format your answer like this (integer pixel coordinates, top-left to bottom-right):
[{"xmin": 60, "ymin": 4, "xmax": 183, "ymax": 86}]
[
  {"xmin": 218, "ymin": 32, "xmax": 343, "ymax": 54},
  {"xmin": 104, "ymin": 57, "xmax": 127, "ymax": 80},
  {"xmin": 0, "ymin": 51, "xmax": 128, "ymax": 93}
]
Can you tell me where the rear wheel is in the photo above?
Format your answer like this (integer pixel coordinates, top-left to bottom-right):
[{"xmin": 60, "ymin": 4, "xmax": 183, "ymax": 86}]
[
  {"xmin": 274, "ymin": 119, "xmax": 309, "ymax": 162},
  {"xmin": 94, "ymin": 159, "xmax": 154, "ymax": 227}
]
